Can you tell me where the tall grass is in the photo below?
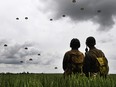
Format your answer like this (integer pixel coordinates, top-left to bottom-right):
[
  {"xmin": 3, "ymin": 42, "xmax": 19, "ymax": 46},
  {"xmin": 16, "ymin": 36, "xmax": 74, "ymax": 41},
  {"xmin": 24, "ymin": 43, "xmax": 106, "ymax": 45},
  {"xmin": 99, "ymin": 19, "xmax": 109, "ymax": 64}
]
[{"xmin": 0, "ymin": 73, "xmax": 116, "ymax": 87}]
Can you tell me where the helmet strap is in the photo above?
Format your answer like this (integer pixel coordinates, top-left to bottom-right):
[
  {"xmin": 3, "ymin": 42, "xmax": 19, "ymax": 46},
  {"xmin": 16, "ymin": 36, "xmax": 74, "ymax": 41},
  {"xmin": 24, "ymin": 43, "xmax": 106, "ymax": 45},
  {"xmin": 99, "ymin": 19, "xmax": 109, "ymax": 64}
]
[{"xmin": 85, "ymin": 45, "xmax": 88, "ymax": 53}]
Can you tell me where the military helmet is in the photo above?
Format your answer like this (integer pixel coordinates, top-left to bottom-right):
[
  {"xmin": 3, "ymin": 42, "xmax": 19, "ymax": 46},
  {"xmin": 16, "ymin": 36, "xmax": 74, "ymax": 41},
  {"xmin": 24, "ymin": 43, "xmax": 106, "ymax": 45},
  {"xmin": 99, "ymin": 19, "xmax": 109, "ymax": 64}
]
[
  {"xmin": 70, "ymin": 38, "xmax": 80, "ymax": 49},
  {"xmin": 86, "ymin": 36, "xmax": 96, "ymax": 47}
]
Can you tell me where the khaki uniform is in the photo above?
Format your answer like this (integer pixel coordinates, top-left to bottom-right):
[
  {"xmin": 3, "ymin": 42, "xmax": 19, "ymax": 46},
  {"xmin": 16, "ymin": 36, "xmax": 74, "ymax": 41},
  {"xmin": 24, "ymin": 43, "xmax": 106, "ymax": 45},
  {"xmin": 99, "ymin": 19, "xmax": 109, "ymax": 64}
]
[
  {"xmin": 63, "ymin": 50, "xmax": 84, "ymax": 76},
  {"xmin": 83, "ymin": 48, "xmax": 109, "ymax": 77}
]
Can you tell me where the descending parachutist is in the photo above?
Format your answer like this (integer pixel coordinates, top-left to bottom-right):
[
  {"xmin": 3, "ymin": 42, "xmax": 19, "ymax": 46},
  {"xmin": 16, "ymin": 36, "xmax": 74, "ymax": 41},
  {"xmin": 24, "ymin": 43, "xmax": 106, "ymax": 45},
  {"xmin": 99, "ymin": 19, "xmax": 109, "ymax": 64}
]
[
  {"xmin": 55, "ymin": 67, "xmax": 58, "ymax": 69},
  {"xmin": 50, "ymin": 19, "xmax": 53, "ymax": 21},
  {"xmin": 25, "ymin": 47, "xmax": 28, "ymax": 50},
  {"xmin": 80, "ymin": 8, "xmax": 84, "ymax": 10},
  {"xmin": 16, "ymin": 17, "xmax": 19, "ymax": 20},
  {"xmin": 20, "ymin": 61, "xmax": 23, "ymax": 63},
  {"xmin": 97, "ymin": 10, "xmax": 101, "ymax": 13},
  {"xmin": 38, "ymin": 53, "xmax": 40, "ymax": 56},
  {"xmin": 72, "ymin": 0, "xmax": 76, "ymax": 3},
  {"xmin": 62, "ymin": 15, "xmax": 66, "ymax": 17},
  {"xmin": 25, "ymin": 17, "xmax": 28, "ymax": 20},
  {"xmin": 4, "ymin": 44, "xmax": 7, "ymax": 47},
  {"xmin": 29, "ymin": 58, "xmax": 33, "ymax": 61}
]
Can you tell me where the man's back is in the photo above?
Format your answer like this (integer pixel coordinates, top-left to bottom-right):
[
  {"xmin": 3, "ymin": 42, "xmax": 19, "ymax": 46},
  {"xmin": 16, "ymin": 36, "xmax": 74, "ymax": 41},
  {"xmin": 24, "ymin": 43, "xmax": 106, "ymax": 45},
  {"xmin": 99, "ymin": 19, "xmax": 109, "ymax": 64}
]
[
  {"xmin": 83, "ymin": 48, "xmax": 109, "ymax": 77},
  {"xmin": 63, "ymin": 50, "xmax": 84, "ymax": 75}
]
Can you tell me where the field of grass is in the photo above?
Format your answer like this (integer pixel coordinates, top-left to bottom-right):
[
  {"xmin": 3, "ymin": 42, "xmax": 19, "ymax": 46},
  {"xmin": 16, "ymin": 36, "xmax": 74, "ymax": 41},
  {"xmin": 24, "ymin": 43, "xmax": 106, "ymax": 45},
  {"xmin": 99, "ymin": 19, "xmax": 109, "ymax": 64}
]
[{"xmin": 0, "ymin": 73, "xmax": 116, "ymax": 87}]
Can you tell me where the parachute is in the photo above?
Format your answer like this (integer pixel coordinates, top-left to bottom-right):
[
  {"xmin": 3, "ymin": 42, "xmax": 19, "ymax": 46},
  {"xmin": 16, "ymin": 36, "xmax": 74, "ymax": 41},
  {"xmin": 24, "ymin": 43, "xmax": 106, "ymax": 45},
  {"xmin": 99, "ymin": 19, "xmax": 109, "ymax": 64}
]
[
  {"xmin": 4, "ymin": 44, "xmax": 7, "ymax": 47},
  {"xmin": 50, "ymin": 19, "xmax": 53, "ymax": 21},
  {"xmin": 97, "ymin": 10, "xmax": 101, "ymax": 13},
  {"xmin": 29, "ymin": 58, "xmax": 33, "ymax": 61},
  {"xmin": 20, "ymin": 61, "xmax": 23, "ymax": 63},
  {"xmin": 54, "ymin": 67, "xmax": 58, "ymax": 69},
  {"xmin": 80, "ymin": 8, "xmax": 84, "ymax": 11},
  {"xmin": 38, "ymin": 53, "xmax": 40, "ymax": 56},
  {"xmin": 25, "ymin": 17, "xmax": 28, "ymax": 20},
  {"xmin": 25, "ymin": 47, "xmax": 28, "ymax": 50},
  {"xmin": 72, "ymin": 0, "xmax": 76, "ymax": 3},
  {"xmin": 16, "ymin": 17, "xmax": 19, "ymax": 20},
  {"xmin": 62, "ymin": 15, "xmax": 66, "ymax": 17}
]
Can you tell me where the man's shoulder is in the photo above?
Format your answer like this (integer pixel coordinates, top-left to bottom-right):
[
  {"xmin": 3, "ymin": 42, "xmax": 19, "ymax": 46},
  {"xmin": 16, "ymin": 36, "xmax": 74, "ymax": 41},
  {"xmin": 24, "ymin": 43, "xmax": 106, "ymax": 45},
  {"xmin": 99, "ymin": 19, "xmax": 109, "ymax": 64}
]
[
  {"xmin": 89, "ymin": 48, "xmax": 103, "ymax": 53},
  {"xmin": 65, "ymin": 50, "xmax": 72, "ymax": 54},
  {"xmin": 66, "ymin": 50, "xmax": 84, "ymax": 56},
  {"xmin": 78, "ymin": 51, "xmax": 84, "ymax": 56},
  {"xmin": 66, "ymin": 50, "xmax": 83, "ymax": 54},
  {"xmin": 87, "ymin": 48, "xmax": 105, "ymax": 57}
]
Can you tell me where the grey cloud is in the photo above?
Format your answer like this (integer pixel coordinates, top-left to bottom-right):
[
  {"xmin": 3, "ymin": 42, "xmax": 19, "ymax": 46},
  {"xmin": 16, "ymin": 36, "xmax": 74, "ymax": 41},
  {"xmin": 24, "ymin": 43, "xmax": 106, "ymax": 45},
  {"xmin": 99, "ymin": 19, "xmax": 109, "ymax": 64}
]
[
  {"xmin": 0, "ymin": 41, "xmax": 40, "ymax": 64},
  {"xmin": 0, "ymin": 40, "xmax": 60, "ymax": 65},
  {"xmin": 42, "ymin": 0, "xmax": 116, "ymax": 31},
  {"xmin": 99, "ymin": 38, "xmax": 113, "ymax": 43},
  {"xmin": 108, "ymin": 55, "xmax": 116, "ymax": 61},
  {"xmin": 0, "ymin": 59, "xmax": 21, "ymax": 64},
  {"xmin": 0, "ymin": 39, "xmax": 8, "ymax": 46},
  {"xmin": 35, "ymin": 52, "xmax": 61, "ymax": 65}
]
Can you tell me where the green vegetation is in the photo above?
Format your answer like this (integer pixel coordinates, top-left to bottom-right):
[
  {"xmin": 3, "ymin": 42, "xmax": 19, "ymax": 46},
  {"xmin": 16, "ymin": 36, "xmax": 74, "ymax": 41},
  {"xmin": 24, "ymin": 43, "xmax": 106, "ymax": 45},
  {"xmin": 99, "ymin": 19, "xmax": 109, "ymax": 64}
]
[{"xmin": 0, "ymin": 73, "xmax": 116, "ymax": 87}]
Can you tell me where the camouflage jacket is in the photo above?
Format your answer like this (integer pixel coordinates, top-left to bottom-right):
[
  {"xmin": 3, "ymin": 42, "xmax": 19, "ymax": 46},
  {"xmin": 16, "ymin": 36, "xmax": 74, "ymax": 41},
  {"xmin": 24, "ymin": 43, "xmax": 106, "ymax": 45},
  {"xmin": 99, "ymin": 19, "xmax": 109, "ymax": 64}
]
[
  {"xmin": 83, "ymin": 47, "xmax": 109, "ymax": 77},
  {"xmin": 63, "ymin": 50, "xmax": 84, "ymax": 74}
]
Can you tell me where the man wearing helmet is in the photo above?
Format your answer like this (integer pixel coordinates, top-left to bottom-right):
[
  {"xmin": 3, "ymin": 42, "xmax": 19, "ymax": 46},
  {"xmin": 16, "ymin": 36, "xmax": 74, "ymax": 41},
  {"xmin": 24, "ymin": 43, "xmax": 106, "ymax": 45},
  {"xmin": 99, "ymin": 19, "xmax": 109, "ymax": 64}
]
[
  {"xmin": 83, "ymin": 36, "xmax": 109, "ymax": 78},
  {"xmin": 63, "ymin": 38, "xmax": 84, "ymax": 77}
]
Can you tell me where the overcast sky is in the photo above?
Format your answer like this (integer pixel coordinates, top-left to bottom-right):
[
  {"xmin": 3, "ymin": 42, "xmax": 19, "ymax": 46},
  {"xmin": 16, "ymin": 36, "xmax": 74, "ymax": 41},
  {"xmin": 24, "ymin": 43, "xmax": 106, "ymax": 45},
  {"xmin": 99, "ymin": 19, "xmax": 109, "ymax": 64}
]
[{"xmin": 0, "ymin": 0, "xmax": 116, "ymax": 73}]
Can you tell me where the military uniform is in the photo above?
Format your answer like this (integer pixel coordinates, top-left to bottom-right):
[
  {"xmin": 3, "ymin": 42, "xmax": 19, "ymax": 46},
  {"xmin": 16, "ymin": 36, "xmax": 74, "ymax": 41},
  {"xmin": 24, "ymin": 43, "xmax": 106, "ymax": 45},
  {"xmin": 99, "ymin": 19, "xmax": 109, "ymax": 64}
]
[
  {"xmin": 63, "ymin": 50, "xmax": 84, "ymax": 76},
  {"xmin": 83, "ymin": 47, "xmax": 109, "ymax": 77}
]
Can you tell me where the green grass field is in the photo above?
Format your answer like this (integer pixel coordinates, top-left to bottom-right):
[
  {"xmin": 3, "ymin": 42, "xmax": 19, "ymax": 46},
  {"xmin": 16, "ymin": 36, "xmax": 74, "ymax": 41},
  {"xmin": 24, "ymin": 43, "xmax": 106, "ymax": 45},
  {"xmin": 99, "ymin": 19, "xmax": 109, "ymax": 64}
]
[{"xmin": 0, "ymin": 73, "xmax": 116, "ymax": 87}]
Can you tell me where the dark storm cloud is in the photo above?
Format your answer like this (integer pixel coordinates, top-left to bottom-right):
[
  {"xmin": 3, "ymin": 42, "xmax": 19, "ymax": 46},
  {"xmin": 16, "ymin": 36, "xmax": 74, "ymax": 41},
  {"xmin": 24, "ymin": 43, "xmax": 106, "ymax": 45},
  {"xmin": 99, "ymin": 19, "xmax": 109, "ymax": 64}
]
[{"xmin": 43, "ymin": 0, "xmax": 116, "ymax": 31}]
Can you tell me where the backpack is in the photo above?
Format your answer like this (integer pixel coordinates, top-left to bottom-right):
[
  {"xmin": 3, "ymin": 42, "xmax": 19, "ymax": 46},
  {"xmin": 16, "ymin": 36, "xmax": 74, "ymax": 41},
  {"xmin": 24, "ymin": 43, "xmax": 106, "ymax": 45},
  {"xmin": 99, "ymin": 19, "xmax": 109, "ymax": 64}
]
[
  {"xmin": 86, "ymin": 49, "xmax": 109, "ymax": 77},
  {"xmin": 96, "ymin": 57, "xmax": 109, "ymax": 77}
]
